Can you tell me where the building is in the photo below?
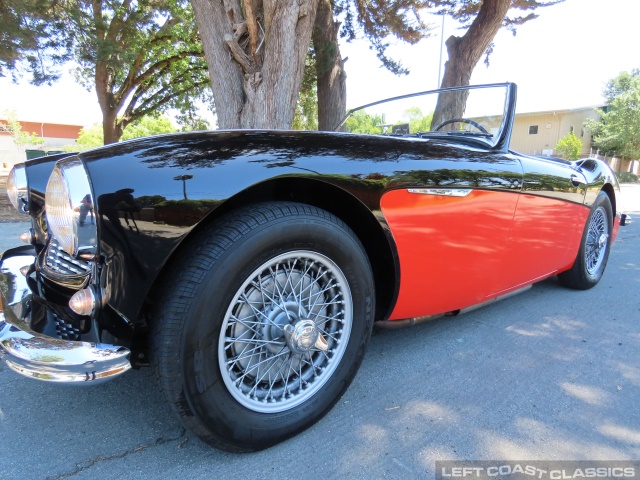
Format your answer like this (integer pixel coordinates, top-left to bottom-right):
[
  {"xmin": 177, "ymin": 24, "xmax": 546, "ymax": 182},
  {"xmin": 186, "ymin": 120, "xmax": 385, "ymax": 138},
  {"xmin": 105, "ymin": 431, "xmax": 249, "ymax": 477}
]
[
  {"xmin": 510, "ymin": 106, "xmax": 601, "ymax": 157},
  {"xmin": 0, "ymin": 119, "xmax": 83, "ymax": 172}
]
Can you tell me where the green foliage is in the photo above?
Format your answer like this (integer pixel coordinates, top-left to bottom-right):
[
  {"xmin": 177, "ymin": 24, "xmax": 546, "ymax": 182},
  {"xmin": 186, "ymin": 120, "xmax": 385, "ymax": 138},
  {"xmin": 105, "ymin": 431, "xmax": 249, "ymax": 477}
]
[
  {"xmin": 345, "ymin": 107, "xmax": 433, "ymax": 135},
  {"xmin": 0, "ymin": 0, "xmax": 70, "ymax": 83},
  {"xmin": 121, "ymin": 116, "xmax": 176, "ymax": 140},
  {"xmin": 587, "ymin": 69, "xmax": 640, "ymax": 160},
  {"xmin": 615, "ymin": 172, "xmax": 639, "ymax": 183},
  {"xmin": 75, "ymin": 124, "xmax": 105, "ymax": 150},
  {"xmin": 555, "ymin": 132, "xmax": 582, "ymax": 160},
  {"xmin": 403, "ymin": 107, "xmax": 433, "ymax": 133},
  {"xmin": 1, "ymin": 110, "xmax": 45, "ymax": 148},
  {"xmin": 345, "ymin": 111, "xmax": 386, "ymax": 134},
  {"xmin": 75, "ymin": 115, "xmax": 178, "ymax": 150},
  {"xmin": 293, "ymin": 50, "xmax": 319, "ymax": 131},
  {"xmin": 175, "ymin": 110, "xmax": 211, "ymax": 131}
]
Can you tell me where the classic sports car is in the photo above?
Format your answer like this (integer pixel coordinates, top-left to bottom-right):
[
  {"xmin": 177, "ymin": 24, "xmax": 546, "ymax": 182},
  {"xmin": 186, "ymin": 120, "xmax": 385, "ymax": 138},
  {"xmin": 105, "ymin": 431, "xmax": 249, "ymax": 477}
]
[{"xmin": 0, "ymin": 83, "xmax": 630, "ymax": 452}]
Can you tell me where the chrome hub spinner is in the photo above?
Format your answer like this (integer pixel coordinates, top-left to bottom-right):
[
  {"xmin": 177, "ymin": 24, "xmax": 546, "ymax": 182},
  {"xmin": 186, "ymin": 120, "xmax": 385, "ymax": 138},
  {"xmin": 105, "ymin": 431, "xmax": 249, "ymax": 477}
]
[
  {"xmin": 598, "ymin": 233, "xmax": 608, "ymax": 249},
  {"xmin": 283, "ymin": 320, "xmax": 328, "ymax": 355}
]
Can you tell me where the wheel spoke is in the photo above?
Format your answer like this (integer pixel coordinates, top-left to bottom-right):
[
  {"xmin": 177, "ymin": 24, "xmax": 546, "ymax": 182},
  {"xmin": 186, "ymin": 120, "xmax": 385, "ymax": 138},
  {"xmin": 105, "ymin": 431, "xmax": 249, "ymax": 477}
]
[
  {"xmin": 218, "ymin": 250, "xmax": 353, "ymax": 413},
  {"xmin": 585, "ymin": 207, "xmax": 608, "ymax": 275}
]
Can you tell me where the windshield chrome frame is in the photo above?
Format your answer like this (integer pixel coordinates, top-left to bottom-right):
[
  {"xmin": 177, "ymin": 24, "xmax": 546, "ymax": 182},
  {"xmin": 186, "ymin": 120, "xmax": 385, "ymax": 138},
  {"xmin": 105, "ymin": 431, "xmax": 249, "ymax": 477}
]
[{"xmin": 335, "ymin": 82, "xmax": 517, "ymax": 152}]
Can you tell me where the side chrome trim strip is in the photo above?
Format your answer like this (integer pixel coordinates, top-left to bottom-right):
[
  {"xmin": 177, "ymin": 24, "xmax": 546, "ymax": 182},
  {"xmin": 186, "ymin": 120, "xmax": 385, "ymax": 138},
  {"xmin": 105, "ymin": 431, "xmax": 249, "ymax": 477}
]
[{"xmin": 408, "ymin": 188, "xmax": 473, "ymax": 197}]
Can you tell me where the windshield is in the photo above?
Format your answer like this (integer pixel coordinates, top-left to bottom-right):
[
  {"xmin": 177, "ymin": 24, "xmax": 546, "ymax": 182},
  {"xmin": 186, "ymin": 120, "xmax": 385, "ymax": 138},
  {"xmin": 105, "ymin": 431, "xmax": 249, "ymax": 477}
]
[{"xmin": 339, "ymin": 83, "xmax": 511, "ymax": 148}]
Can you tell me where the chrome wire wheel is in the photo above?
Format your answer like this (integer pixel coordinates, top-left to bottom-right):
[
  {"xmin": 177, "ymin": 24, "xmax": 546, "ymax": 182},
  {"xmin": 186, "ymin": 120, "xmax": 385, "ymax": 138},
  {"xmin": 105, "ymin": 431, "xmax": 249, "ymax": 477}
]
[
  {"xmin": 585, "ymin": 206, "xmax": 609, "ymax": 275},
  {"xmin": 219, "ymin": 250, "xmax": 353, "ymax": 413}
]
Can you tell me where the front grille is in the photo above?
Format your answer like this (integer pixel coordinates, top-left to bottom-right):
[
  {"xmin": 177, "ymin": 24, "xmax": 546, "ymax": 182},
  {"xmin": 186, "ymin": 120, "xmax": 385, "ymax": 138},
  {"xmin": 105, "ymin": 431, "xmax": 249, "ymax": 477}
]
[
  {"xmin": 45, "ymin": 238, "xmax": 92, "ymax": 276},
  {"xmin": 53, "ymin": 312, "xmax": 81, "ymax": 341}
]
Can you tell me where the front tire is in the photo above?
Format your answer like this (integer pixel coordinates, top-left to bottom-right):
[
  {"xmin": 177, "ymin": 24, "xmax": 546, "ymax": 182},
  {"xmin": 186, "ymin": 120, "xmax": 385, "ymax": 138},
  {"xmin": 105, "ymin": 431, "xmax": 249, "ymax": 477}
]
[
  {"xmin": 153, "ymin": 202, "xmax": 374, "ymax": 451},
  {"xmin": 558, "ymin": 191, "xmax": 613, "ymax": 290}
]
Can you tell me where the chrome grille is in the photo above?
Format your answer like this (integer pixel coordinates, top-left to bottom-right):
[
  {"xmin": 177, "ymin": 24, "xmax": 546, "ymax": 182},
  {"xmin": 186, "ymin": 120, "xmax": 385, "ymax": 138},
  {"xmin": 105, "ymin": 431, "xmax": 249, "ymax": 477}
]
[
  {"xmin": 45, "ymin": 238, "xmax": 92, "ymax": 276},
  {"xmin": 53, "ymin": 312, "xmax": 81, "ymax": 341}
]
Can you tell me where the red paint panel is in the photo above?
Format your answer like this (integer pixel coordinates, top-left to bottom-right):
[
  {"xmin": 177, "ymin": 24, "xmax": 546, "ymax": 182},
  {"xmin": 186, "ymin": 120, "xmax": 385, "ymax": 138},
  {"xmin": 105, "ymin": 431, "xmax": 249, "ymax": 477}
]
[
  {"xmin": 612, "ymin": 215, "xmax": 621, "ymax": 242},
  {"xmin": 381, "ymin": 189, "xmax": 519, "ymax": 320},
  {"xmin": 499, "ymin": 195, "xmax": 589, "ymax": 290}
]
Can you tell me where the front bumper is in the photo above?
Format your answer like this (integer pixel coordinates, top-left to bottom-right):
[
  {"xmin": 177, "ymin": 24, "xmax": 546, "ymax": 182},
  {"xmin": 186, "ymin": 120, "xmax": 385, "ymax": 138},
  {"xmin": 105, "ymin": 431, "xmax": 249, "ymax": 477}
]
[{"xmin": 0, "ymin": 245, "xmax": 131, "ymax": 384}]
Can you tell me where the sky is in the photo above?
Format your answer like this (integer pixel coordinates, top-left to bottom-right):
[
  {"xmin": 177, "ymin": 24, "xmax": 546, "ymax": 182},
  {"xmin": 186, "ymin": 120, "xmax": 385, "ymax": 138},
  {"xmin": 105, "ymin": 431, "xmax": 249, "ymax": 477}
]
[{"xmin": 0, "ymin": 0, "xmax": 638, "ymax": 127}]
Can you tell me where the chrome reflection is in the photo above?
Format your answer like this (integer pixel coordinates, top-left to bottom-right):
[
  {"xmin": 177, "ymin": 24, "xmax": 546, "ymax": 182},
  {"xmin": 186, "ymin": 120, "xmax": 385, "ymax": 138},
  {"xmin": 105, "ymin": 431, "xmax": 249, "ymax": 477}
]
[
  {"xmin": 6, "ymin": 164, "xmax": 29, "ymax": 215},
  {"xmin": 46, "ymin": 156, "xmax": 97, "ymax": 257},
  {"xmin": 408, "ymin": 188, "xmax": 473, "ymax": 197},
  {"xmin": 0, "ymin": 249, "xmax": 130, "ymax": 384}
]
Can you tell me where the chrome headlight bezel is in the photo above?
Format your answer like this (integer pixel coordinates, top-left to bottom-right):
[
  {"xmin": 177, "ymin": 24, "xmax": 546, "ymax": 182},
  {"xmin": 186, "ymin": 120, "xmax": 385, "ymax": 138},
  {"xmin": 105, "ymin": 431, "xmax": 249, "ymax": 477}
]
[
  {"xmin": 45, "ymin": 157, "xmax": 97, "ymax": 257},
  {"xmin": 7, "ymin": 164, "xmax": 29, "ymax": 215}
]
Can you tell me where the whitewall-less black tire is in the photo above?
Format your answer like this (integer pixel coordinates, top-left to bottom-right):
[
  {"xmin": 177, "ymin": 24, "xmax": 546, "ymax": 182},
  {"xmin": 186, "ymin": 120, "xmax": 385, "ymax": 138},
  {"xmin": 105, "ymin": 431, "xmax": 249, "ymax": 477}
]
[
  {"xmin": 558, "ymin": 191, "xmax": 613, "ymax": 290},
  {"xmin": 153, "ymin": 202, "xmax": 374, "ymax": 451}
]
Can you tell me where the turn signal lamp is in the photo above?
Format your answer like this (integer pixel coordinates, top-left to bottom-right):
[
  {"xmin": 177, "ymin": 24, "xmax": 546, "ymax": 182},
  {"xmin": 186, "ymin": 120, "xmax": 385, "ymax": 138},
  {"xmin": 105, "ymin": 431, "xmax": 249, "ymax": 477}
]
[{"xmin": 69, "ymin": 288, "xmax": 99, "ymax": 316}]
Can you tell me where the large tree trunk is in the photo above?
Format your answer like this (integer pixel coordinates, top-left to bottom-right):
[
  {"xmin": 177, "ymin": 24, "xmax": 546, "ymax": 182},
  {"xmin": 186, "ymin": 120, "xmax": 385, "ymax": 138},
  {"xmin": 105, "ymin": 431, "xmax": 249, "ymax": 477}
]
[
  {"xmin": 95, "ymin": 62, "xmax": 125, "ymax": 144},
  {"xmin": 432, "ymin": 0, "xmax": 510, "ymax": 128},
  {"xmin": 192, "ymin": 0, "xmax": 318, "ymax": 129},
  {"xmin": 102, "ymin": 110, "xmax": 124, "ymax": 145},
  {"xmin": 313, "ymin": 0, "xmax": 346, "ymax": 132}
]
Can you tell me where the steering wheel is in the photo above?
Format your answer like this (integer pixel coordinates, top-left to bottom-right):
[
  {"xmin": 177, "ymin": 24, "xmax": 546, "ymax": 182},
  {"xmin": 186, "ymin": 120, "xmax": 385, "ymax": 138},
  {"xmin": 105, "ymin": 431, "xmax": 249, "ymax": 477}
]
[{"xmin": 432, "ymin": 118, "xmax": 489, "ymax": 134}]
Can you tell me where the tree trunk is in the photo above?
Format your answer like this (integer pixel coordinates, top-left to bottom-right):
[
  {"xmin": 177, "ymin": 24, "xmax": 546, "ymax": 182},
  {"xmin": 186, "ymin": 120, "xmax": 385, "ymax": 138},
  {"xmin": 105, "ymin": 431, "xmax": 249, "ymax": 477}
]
[
  {"xmin": 313, "ymin": 0, "xmax": 346, "ymax": 131},
  {"xmin": 102, "ymin": 110, "xmax": 123, "ymax": 145},
  {"xmin": 433, "ymin": 0, "xmax": 510, "ymax": 128},
  {"xmin": 95, "ymin": 62, "xmax": 124, "ymax": 145},
  {"xmin": 192, "ymin": 0, "xmax": 318, "ymax": 130}
]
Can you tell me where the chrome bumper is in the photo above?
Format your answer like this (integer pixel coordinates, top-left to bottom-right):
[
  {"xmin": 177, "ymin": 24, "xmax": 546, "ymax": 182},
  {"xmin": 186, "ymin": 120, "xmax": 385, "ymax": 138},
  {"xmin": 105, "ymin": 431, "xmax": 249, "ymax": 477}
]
[{"xmin": 0, "ymin": 246, "xmax": 131, "ymax": 384}]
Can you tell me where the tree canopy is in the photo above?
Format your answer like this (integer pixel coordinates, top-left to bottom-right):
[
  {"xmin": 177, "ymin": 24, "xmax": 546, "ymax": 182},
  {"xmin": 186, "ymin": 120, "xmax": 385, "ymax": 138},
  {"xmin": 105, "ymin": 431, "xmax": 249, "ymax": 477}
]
[
  {"xmin": 3, "ymin": 0, "xmax": 211, "ymax": 144},
  {"xmin": 74, "ymin": 115, "xmax": 179, "ymax": 150},
  {"xmin": 0, "ymin": 1, "xmax": 70, "ymax": 84},
  {"xmin": 588, "ymin": 69, "xmax": 640, "ymax": 160}
]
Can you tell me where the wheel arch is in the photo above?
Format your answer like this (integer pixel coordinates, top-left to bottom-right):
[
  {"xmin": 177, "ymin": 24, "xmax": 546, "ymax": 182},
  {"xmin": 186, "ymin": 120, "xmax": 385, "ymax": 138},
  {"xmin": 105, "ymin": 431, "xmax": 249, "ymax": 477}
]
[
  {"xmin": 601, "ymin": 182, "xmax": 616, "ymax": 217},
  {"xmin": 148, "ymin": 177, "xmax": 399, "ymax": 323}
]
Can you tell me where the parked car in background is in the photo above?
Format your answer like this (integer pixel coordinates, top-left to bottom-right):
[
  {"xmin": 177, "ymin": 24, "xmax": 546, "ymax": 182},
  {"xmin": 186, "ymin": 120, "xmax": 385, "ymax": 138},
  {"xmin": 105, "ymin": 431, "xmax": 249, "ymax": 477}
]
[{"xmin": 0, "ymin": 83, "xmax": 628, "ymax": 452}]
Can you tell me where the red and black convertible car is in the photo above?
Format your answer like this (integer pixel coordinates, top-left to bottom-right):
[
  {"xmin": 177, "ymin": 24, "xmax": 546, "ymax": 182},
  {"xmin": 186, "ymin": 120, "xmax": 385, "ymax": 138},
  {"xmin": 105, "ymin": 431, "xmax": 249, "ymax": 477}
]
[{"xmin": 0, "ymin": 83, "xmax": 629, "ymax": 451}]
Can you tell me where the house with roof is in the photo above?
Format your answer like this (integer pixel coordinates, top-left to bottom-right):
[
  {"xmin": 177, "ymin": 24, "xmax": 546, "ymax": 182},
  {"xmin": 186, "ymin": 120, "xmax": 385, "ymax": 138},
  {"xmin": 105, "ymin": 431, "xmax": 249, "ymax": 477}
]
[{"xmin": 510, "ymin": 106, "xmax": 601, "ymax": 157}]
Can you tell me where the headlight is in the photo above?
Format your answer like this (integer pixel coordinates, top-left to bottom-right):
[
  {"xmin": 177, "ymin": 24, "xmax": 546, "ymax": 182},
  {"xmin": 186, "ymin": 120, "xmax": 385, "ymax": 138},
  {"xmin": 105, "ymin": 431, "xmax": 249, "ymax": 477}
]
[
  {"xmin": 45, "ymin": 157, "xmax": 96, "ymax": 257},
  {"xmin": 7, "ymin": 164, "xmax": 29, "ymax": 214}
]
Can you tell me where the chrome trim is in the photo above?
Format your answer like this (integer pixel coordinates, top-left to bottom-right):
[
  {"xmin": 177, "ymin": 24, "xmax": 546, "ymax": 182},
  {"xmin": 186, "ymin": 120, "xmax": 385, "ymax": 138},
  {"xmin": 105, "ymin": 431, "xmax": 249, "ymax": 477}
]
[
  {"xmin": 408, "ymin": 188, "xmax": 473, "ymax": 197},
  {"xmin": 6, "ymin": 164, "xmax": 29, "ymax": 215},
  {"xmin": 0, "ymin": 247, "xmax": 131, "ymax": 384},
  {"xmin": 46, "ymin": 157, "xmax": 97, "ymax": 257},
  {"xmin": 44, "ymin": 237, "xmax": 92, "ymax": 276}
]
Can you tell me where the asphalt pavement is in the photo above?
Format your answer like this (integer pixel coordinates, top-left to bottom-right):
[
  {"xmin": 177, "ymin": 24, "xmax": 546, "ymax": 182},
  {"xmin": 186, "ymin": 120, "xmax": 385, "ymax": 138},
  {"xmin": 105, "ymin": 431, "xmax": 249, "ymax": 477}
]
[{"xmin": 0, "ymin": 186, "xmax": 638, "ymax": 480}]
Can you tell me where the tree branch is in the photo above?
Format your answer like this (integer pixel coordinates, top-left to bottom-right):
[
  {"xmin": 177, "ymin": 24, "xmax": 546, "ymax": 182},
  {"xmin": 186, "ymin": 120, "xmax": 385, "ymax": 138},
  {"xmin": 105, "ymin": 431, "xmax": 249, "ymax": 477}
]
[
  {"xmin": 128, "ymin": 78, "xmax": 210, "ymax": 122},
  {"xmin": 106, "ymin": 0, "xmax": 132, "ymax": 42},
  {"xmin": 224, "ymin": 34, "xmax": 254, "ymax": 73},
  {"xmin": 244, "ymin": 0, "xmax": 259, "ymax": 58},
  {"xmin": 123, "ymin": 64, "xmax": 208, "ymax": 119}
]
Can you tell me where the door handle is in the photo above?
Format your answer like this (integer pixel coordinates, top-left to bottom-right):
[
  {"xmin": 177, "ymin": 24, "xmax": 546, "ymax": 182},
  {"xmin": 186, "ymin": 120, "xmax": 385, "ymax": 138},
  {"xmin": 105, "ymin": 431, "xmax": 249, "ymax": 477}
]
[{"xmin": 571, "ymin": 174, "xmax": 587, "ymax": 187}]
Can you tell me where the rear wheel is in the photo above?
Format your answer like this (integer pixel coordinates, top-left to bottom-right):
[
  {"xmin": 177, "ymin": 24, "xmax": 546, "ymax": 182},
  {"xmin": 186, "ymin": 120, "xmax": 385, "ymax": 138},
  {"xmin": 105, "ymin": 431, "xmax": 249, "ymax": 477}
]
[
  {"xmin": 558, "ymin": 191, "xmax": 613, "ymax": 290},
  {"xmin": 153, "ymin": 202, "xmax": 374, "ymax": 451}
]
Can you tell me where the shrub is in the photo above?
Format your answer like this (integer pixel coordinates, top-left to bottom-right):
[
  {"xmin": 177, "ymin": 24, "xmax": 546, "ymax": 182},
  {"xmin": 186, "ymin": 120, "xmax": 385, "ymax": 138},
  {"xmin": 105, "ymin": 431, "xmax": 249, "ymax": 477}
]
[
  {"xmin": 616, "ymin": 171, "xmax": 639, "ymax": 183},
  {"xmin": 555, "ymin": 132, "xmax": 582, "ymax": 160}
]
